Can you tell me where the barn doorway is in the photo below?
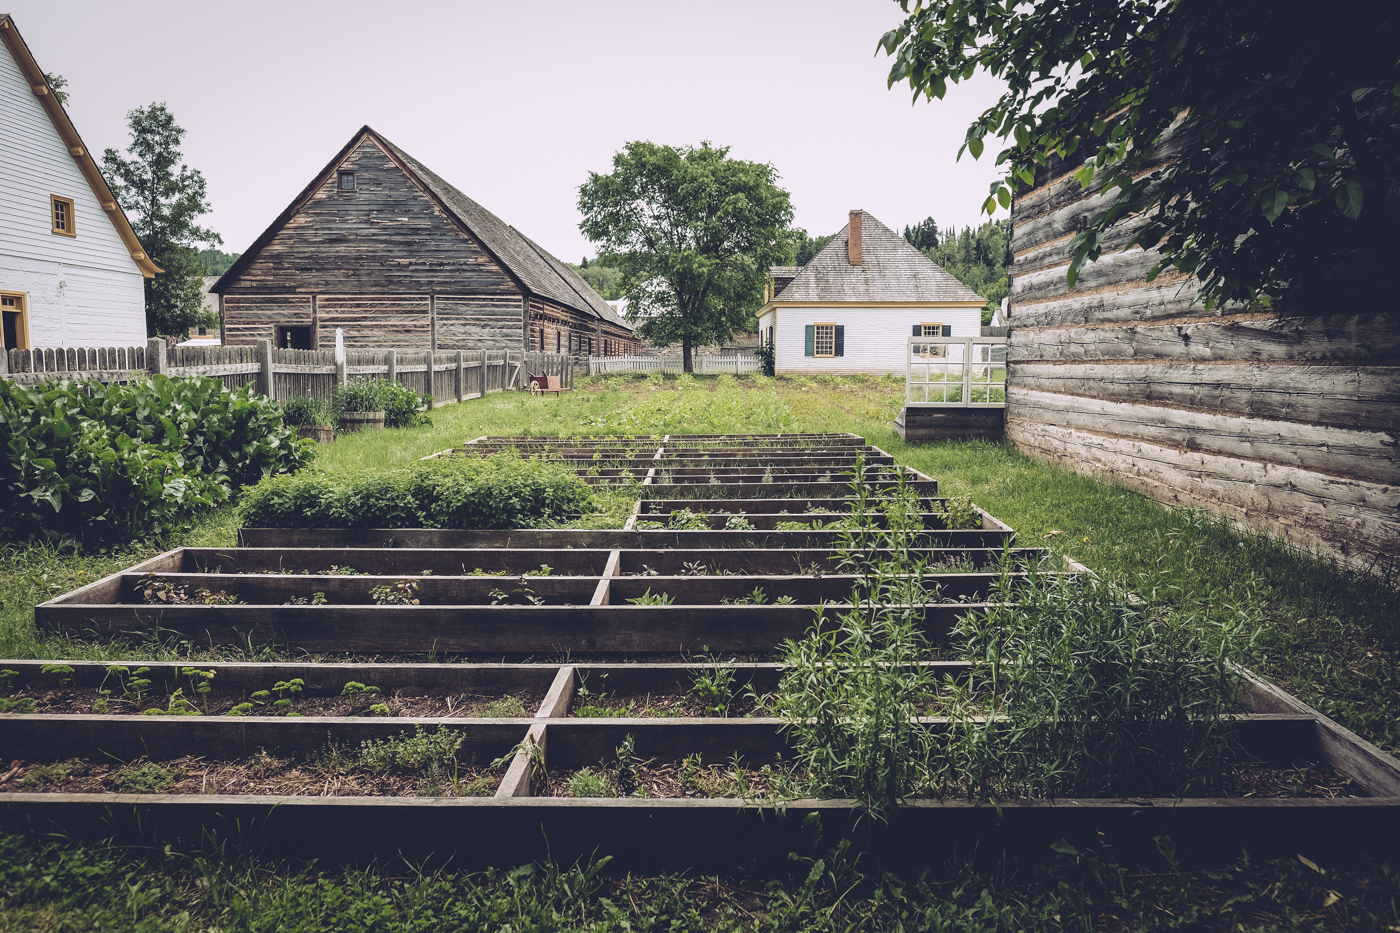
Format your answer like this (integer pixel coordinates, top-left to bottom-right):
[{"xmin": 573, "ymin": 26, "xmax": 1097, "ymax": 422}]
[{"xmin": 277, "ymin": 326, "xmax": 313, "ymax": 350}]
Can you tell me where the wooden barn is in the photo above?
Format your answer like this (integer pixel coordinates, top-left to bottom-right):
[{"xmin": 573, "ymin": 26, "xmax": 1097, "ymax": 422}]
[{"xmin": 212, "ymin": 126, "xmax": 634, "ymax": 369}]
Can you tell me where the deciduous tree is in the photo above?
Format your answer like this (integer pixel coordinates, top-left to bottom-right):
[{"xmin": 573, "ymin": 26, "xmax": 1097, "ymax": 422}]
[
  {"xmin": 880, "ymin": 0, "xmax": 1399, "ymax": 308},
  {"xmin": 578, "ymin": 142, "xmax": 794, "ymax": 371},
  {"xmin": 103, "ymin": 103, "xmax": 222, "ymax": 337}
]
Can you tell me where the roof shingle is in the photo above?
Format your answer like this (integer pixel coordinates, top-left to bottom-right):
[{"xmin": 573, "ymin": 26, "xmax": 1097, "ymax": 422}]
[{"xmin": 774, "ymin": 212, "xmax": 982, "ymax": 304}]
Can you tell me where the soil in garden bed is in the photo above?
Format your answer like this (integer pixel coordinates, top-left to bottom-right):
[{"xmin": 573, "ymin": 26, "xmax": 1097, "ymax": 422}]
[
  {"xmin": 541, "ymin": 758, "xmax": 803, "ymax": 799},
  {"xmin": 1, "ymin": 690, "xmax": 543, "ymax": 719},
  {"xmin": 539, "ymin": 759, "xmax": 1355, "ymax": 801},
  {"xmin": 0, "ymin": 753, "xmax": 501, "ymax": 798},
  {"xmin": 569, "ymin": 692, "xmax": 766, "ymax": 718}
]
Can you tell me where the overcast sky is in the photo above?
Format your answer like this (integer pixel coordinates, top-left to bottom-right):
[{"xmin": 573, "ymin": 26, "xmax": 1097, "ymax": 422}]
[{"xmin": 14, "ymin": 0, "xmax": 1007, "ymax": 263}]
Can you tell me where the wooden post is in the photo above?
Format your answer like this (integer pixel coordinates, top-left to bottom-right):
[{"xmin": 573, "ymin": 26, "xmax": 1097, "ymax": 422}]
[
  {"xmin": 455, "ymin": 350, "xmax": 465, "ymax": 403},
  {"xmin": 480, "ymin": 348, "xmax": 489, "ymax": 395},
  {"xmin": 310, "ymin": 295, "xmax": 319, "ymax": 350},
  {"xmin": 429, "ymin": 296, "xmax": 437, "ymax": 354},
  {"xmin": 386, "ymin": 348, "xmax": 397, "ymax": 386},
  {"xmin": 425, "ymin": 350, "xmax": 435, "ymax": 411},
  {"xmin": 147, "ymin": 337, "xmax": 167, "ymax": 377},
  {"xmin": 0, "ymin": 347, "xmax": 8, "ymax": 376},
  {"xmin": 257, "ymin": 339, "xmax": 274, "ymax": 400}
]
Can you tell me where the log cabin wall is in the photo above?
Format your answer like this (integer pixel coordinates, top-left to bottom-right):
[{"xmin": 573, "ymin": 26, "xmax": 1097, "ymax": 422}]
[
  {"xmin": 527, "ymin": 296, "xmax": 638, "ymax": 374},
  {"xmin": 1006, "ymin": 143, "xmax": 1400, "ymax": 574}
]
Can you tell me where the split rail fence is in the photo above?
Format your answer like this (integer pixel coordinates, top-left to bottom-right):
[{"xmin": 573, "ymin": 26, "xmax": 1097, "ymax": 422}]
[
  {"xmin": 2, "ymin": 339, "xmax": 572, "ymax": 408},
  {"xmin": 6, "ymin": 433, "xmax": 1399, "ymax": 871}
]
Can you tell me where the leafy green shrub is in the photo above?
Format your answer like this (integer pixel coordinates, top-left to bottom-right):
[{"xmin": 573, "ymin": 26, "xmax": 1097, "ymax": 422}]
[
  {"xmin": 281, "ymin": 395, "xmax": 333, "ymax": 427},
  {"xmin": 239, "ymin": 451, "xmax": 593, "ymax": 530},
  {"xmin": 939, "ymin": 573, "xmax": 1246, "ymax": 800},
  {"xmin": 332, "ymin": 379, "xmax": 430, "ymax": 428},
  {"xmin": 331, "ymin": 380, "xmax": 381, "ymax": 414},
  {"xmin": 375, "ymin": 379, "xmax": 431, "ymax": 429},
  {"xmin": 0, "ymin": 376, "xmax": 313, "ymax": 547}
]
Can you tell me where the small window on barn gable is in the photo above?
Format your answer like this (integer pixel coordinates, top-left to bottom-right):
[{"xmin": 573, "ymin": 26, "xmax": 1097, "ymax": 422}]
[
  {"xmin": 338, "ymin": 171, "xmax": 356, "ymax": 192},
  {"xmin": 51, "ymin": 196, "xmax": 76, "ymax": 236}
]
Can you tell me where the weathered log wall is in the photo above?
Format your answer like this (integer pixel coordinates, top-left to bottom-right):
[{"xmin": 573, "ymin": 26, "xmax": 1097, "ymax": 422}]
[{"xmin": 1007, "ymin": 155, "xmax": 1399, "ymax": 573}]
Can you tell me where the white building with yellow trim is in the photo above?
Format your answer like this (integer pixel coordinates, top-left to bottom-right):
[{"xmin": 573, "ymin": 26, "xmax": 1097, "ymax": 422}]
[
  {"xmin": 757, "ymin": 210, "xmax": 984, "ymax": 375},
  {"xmin": 0, "ymin": 14, "xmax": 158, "ymax": 351}
]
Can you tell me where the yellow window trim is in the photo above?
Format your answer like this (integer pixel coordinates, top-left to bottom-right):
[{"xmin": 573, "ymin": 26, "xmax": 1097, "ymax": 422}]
[
  {"xmin": 1, "ymin": 290, "xmax": 31, "ymax": 350},
  {"xmin": 813, "ymin": 321, "xmax": 836, "ymax": 358},
  {"xmin": 50, "ymin": 194, "xmax": 76, "ymax": 237}
]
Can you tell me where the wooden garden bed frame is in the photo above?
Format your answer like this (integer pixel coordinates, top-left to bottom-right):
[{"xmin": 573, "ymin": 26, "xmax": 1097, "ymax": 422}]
[{"xmin": 10, "ymin": 433, "xmax": 1400, "ymax": 869}]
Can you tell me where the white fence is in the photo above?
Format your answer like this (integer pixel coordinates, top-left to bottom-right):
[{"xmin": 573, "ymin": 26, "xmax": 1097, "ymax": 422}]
[
  {"xmin": 589, "ymin": 354, "xmax": 761, "ymax": 376},
  {"xmin": 906, "ymin": 336, "xmax": 1008, "ymax": 406}
]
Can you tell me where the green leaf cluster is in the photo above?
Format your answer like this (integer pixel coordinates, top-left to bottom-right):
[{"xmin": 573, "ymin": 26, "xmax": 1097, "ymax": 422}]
[
  {"xmin": 238, "ymin": 451, "xmax": 593, "ymax": 530},
  {"xmin": 0, "ymin": 376, "xmax": 313, "ymax": 548},
  {"xmin": 880, "ymin": 1, "xmax": 1400, "ymax": 308},
  {"xmin": 332, "ymin": 379, "xmax": 431, "ymax": 428},
  {"xmin": 578, "ymin": 141, "xmax": 794, "ymax": 369}
]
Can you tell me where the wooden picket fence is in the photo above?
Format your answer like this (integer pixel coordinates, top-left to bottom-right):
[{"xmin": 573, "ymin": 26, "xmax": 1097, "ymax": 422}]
[
  {"xmin": 588, "ymin": 354, "xmax": 761, "ymax": 376},
  {"xmin": 2, "ymin": 339, "xmax": 573, "ymax": 408}
]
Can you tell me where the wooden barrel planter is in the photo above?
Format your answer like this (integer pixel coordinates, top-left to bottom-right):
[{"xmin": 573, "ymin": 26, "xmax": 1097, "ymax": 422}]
[
  {"xmin": 296, "ymin": 425, "xmax": 336, "ymax": 444},
  {"xmin": 339, "ymin": 411, "xmax": 386, "ymax": 432}
]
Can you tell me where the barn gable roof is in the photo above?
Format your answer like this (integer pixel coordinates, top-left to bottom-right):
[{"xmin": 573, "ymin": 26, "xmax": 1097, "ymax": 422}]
[
  {"xmin": 773, "ymin": 211, "xmax": 982, "ymax": 304},
  {"xmin": 0, "ymin": 14, "xmax": 161, "ymax": 278},
  {"xmin": 214, "ymin": 126, "xmax": 630, "ymax": 331}
]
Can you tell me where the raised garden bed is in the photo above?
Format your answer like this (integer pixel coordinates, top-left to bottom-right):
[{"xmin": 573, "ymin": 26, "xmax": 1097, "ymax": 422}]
[{"xmin": 9, "ymin": 433, "xmax": 1400, "ymax": 872}]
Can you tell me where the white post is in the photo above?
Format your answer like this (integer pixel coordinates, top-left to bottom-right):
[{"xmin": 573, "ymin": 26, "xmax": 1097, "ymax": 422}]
[{"xmin": 334, "ymin": 328, "xmax": 346, "ymax": 386}]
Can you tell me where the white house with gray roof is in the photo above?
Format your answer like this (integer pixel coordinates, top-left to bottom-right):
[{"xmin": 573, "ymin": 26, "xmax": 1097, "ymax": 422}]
[{"xmin": 757, "ymin": 210, "xmax": 984, "ymax": 375}]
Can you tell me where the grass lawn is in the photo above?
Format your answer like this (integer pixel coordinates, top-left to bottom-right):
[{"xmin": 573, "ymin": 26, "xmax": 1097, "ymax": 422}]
[{"xmin": 1, "ymin": 371, "xmax": 1396, "ymax": 929}]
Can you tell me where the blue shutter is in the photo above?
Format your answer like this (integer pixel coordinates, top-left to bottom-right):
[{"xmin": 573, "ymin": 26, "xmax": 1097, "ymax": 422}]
[
  {"xmin": 912, "ymin": 324, "xmax": 922, "ymax": 336},
  {"xmin": 834, "ymin": 325, "xmax": 844, "ymax": 357},
  {"xmin": 942, "ymin": 324, "xmax": 952, "ymax": 337},
  {"xmin": 804, "ymin": 325, "xmax": 814, "ymax": 356}
]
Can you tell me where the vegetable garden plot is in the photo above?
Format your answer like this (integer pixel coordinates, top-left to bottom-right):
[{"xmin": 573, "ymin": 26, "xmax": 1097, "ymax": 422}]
[{"xmin": 9, "ymin": 433, "xmax": 1400, "ymax": 870}]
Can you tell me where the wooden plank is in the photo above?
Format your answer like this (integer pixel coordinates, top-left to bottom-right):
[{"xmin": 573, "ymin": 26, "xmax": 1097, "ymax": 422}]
[
  {"xmin": 1008, "ymin": 277, "xmax": 1207, "ymax": 328},
  {"xmin": 1007, "ymin": 313, "xmax": 1400, "ymax": 366},
  {"xmin": 111, "ymin": 572, "xmax": 601, "ymax": 606},
  {"xmin": 178, "ymin": 547, "xmax": 613, "ymax": 576},
  {"xmin": 1005, "ymin": 417, "xmax": 1400, "ymax": 571},
  {"xmin": 589, "ymin": 550, "xmax": 620, "ymax": 606},
  {"xmin": 0, "ymin": 660, "xmax": 561, "ymax": 696},
  {"xmin": 34, "ymin": 602, "xmax": 989, "ymax": 654},
  {"xmin": 1007, "ymin": 387, "xmax": 1398, "ymax": 486},
  {"xmin": 235, "ymin": 527, "xmax": 1010, "ymax": 550},
  {"xmin": 1009, "ymin": 362, "xmax": 1398, "ymax": 433}
]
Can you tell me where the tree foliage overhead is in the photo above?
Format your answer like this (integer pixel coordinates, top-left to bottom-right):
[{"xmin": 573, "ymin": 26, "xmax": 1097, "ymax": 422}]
[
  {"xmin": 578, "ymin": 141, "xmax": 793, "ymax": 371},
  {"xmin": 903, "ymin": 217, "xmax": 1011, "ymax": 323},
  {"xmin": 102, "ymin": 103, "xmax": 222, "ymax": 337},
  {"xmin": 880, "ymin": 0, "xmax": 1399, "ymax": 309}
]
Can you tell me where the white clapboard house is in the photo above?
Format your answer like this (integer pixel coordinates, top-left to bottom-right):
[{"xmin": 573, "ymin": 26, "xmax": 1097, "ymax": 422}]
[
  {"xmin": 757, "ymin": 210, "xmax": 984, "ymax": 375},
  {"xmin": 0, "ymin": 14, "xmax": 157, "ymax": 351}
]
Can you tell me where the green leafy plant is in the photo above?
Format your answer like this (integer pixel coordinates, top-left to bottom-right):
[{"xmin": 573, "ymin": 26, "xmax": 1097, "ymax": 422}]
[
  {"xmin": 331, "ymin": 380, "xmax": 382, "ymax": 415},
  {"xmin": 567, "ymin": 768, "xmax": 613, "ymax": 798},
  {"xmin": 687, "ymin": 648, "xmax": 741, "ymax": 717},
  {"xmin": 114, "ymin": 761, "xmax": 176, "ymax": 794},
  {"xmin": 488, "ymin": 578, "xmax": 544, "ymax": 606},
  {"xmin": 181, "ymin": 668, "xmax": 215, "ymax": 713},
  {"xmin": 941, "ymin": 496, "xmax": 982, "ymax": 531},
  {"xmin": 239, "ymin": 451, "xmax": 593, "ymax": 531},
  {"xmin": 370, "ymin": 580, "xmax": 420, "ymax": 606},
  {"xmin": 625, "ymin": 589, "xmax": 674, "ymax": 606},
  {"xmin": 479, "ymin": 695, "xmax": 527, "ymax": 718},
  {"xmin": 0, "ymin": 376, "xmax": 313, "ymax": 548},
  {"xmin": 723, "ymin": 513, "xmax": 755, "ymax": 531},
  {"xmin": 938, "ymin": 573, "xmax": 1248, "ymax": 800},
  {"xmin": 102, "ymin": 665, "xmax": 152, "ymax": 706},
  {"xmin": 280, "ymin": 395, "xmax": 333, "ymax": 428},
  {"xmin": 40, "ymin": 663, "xmax": 74, "ymax": 687},
  {"xmin": 611, "ymin": 734, "xmax": 641, "ymax": 797}
]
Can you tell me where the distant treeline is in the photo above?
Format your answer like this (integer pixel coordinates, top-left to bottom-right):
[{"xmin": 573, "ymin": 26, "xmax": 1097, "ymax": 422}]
[
  {"xmin": 902, "ymin": 217, "xmax": 1011, "ymax": 323},
  {"xmin": 198, "ymin": 248, "xmax": 241, "ymax": 277}
]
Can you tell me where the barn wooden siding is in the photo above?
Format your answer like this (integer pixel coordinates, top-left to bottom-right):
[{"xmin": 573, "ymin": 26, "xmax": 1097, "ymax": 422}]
[{"xmin": 1006, "ymin": 142, "xmax": 1400, "ymax": 573}]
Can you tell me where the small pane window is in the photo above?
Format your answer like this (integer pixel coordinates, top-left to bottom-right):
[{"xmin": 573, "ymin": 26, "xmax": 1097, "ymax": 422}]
[
  {"xmin": 814, "ymin": 323, "xmax": 836, "ymax": 357},
  {"xmin": 338, "ymin": 171, "xmax": 356, "ymax": 191},
  {"xmin": 918, "ymin": 322, "xmax": 947, "ymax": 358},
  {"xmin": 51, "ymin": 196, "xmax": 76, "ymax": 236}
]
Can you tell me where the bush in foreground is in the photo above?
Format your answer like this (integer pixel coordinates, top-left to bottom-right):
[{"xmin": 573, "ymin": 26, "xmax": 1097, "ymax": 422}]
[
  {"xmin": 239, "ymin": 452, "xmax": 593, "ymax": 530},
  {"xmin": 0, "ymin": 377, "xmax": 312, "ymax": 547}
]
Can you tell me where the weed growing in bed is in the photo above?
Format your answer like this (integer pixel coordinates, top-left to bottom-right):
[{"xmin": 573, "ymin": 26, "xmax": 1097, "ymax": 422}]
[
  {"xmin": 567, "ymin": 768, "xmax": 613, "ymax": 798},
  {"xmin": 939, "ymin": 572, "xmax": 1250, "ymax": 800}
]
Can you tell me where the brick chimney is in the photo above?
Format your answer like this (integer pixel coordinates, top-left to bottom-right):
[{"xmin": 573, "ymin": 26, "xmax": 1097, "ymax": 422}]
[{"xmin": 847, "ymin": 209, "xmax": 863, "ymax": 265}]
